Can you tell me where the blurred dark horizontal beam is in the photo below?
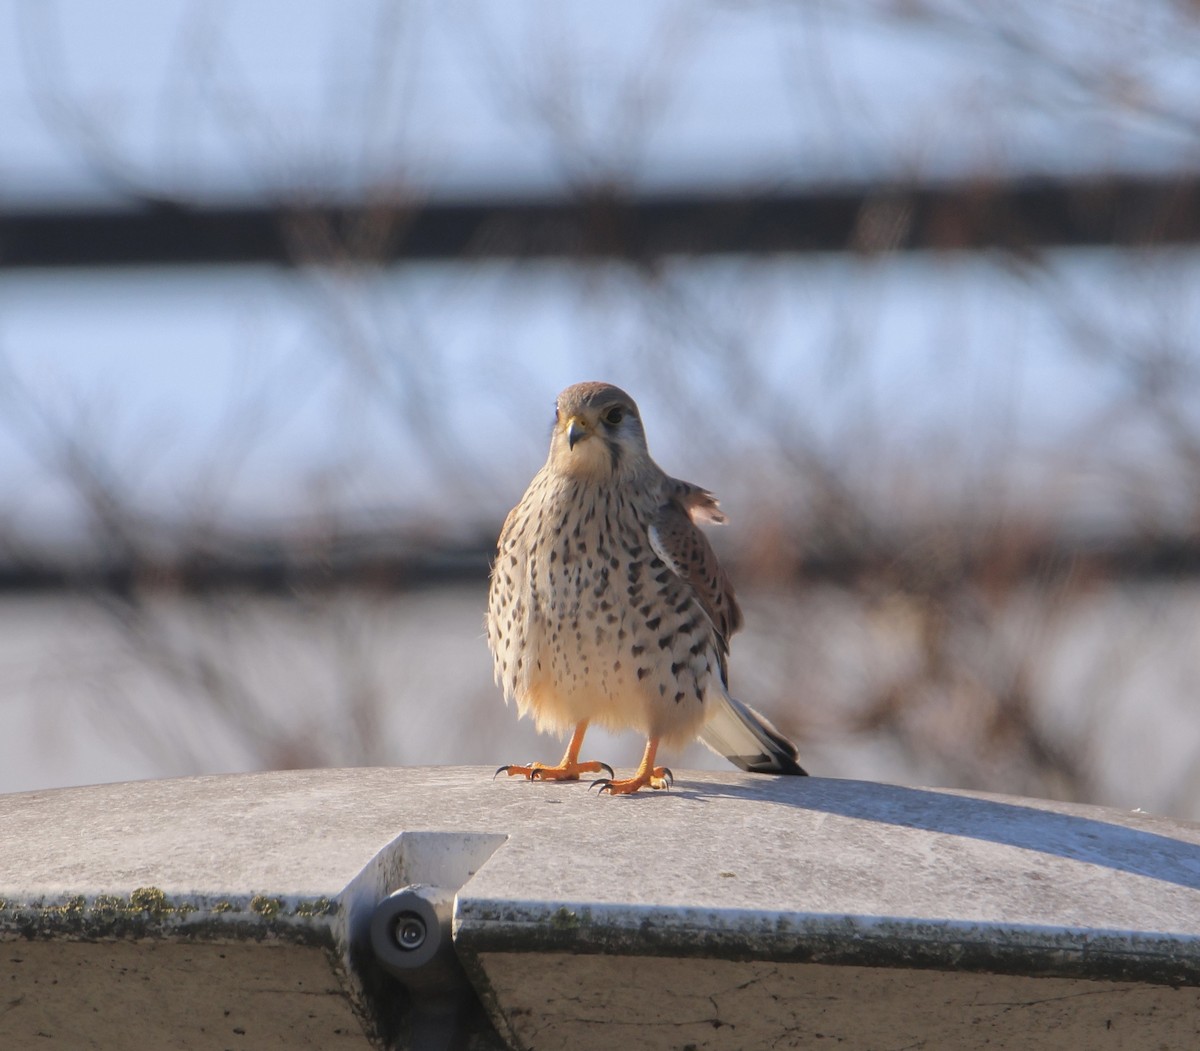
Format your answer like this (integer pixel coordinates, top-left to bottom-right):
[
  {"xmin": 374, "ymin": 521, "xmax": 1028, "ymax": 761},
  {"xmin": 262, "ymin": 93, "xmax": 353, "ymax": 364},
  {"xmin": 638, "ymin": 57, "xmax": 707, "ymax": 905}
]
[
  {"xmin": 2, "ymin": 174, "xmax": 1199, "ymax": 268},
  {"xmin": 3, "ymin": 529, "xmax": 1200, "ymax": 596}
]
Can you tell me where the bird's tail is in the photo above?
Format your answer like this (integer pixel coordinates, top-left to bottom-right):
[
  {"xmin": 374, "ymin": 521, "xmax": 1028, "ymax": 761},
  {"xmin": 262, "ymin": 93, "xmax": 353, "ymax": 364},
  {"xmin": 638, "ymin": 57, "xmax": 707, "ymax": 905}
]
[{"xmin": 700, "ymin": 692, "xmax": 808, "ymax": 776}]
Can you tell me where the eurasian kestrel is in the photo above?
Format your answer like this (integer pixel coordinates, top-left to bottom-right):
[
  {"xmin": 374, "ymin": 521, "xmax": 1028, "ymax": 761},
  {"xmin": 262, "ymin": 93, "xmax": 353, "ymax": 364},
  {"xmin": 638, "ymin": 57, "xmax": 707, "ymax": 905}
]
[{"xmin": 487, "ymin": 381, "xmax": 807, "ymax": 794}]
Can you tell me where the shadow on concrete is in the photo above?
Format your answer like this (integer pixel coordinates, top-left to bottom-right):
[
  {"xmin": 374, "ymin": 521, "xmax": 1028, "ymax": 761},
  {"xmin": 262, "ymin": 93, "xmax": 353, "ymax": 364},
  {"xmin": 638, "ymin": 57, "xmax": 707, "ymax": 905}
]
[{"xmin": 678, "ymin": 776, "xmax": 1200, "ymax": 892}]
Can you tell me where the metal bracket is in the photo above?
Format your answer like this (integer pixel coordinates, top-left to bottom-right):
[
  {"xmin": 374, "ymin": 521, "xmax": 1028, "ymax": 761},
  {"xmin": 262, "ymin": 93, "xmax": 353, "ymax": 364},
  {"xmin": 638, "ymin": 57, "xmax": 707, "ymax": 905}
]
[
  {"xmin": 370, "ymin": 884, "xmax": 477, "ymax": 1050},
  {"xmin": 371, "ymin": 885, "xmax": 463, "ymax": 986}
]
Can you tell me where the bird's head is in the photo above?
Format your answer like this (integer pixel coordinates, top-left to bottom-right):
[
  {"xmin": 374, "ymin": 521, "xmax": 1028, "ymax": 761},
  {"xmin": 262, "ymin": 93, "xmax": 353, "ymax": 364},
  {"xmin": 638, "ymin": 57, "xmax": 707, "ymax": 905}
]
[{"xmin": 548, "ymin": 382, "xmax": 649, "ymax": 481}]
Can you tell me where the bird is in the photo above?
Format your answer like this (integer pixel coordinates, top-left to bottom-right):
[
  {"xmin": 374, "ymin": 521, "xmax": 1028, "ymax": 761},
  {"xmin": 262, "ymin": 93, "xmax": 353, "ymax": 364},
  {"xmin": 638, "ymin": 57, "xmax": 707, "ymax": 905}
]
[{"xmin": 486, "ymin": 381, "xmax": 807, "ymax": 794}]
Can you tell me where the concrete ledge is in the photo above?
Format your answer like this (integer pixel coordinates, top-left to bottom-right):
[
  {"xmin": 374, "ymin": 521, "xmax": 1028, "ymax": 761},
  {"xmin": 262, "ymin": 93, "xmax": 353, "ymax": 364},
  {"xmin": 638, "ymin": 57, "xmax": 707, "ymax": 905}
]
[{"xmin": 2, "ymin": 768, "xmax": 1200, "ymax": 1049}]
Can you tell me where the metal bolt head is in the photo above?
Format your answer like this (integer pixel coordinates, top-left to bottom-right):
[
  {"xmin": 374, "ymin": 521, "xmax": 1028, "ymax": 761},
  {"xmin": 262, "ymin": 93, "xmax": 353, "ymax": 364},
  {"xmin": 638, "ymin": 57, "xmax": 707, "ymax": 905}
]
[{"xmin": 394, "ymin": 912, "xmax": 427, "ymax": 951}]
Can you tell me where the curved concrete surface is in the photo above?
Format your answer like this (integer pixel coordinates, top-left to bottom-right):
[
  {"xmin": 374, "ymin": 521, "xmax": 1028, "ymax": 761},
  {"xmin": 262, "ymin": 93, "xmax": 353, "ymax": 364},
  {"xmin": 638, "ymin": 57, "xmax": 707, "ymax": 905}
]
[{"xmin": 2, "ymin": 767, "xmax": 1199, "ymax": 1049}]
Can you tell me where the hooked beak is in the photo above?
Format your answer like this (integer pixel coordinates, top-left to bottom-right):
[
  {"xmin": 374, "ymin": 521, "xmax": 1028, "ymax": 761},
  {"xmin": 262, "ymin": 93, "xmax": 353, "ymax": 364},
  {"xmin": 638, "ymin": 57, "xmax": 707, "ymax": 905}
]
[{"xmin": 566, "ymin": 415, "xmax": 590, "ymax": 450}]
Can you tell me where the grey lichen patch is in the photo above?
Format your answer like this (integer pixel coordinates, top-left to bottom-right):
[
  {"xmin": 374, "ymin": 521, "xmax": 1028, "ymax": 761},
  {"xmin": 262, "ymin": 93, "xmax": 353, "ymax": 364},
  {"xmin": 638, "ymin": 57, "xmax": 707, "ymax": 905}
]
[
  {"xmin": 2, "ymin": 887, "xmax": 209, "ymax": 942},
  {"xmin": 1, "ymin": 888, "xmax": 337, "ymax": 949},
  {"xmin": 550, "ymin": 907, "xmax": 581, "ymax": 932},
  {"xmin": 47, "ymin": 895, "xmax": 88, "ymax": 918},
  {"xmin": 250, "ymin": 895, "xmax": 286, "ymax": 919},
  {"xmin": 129, "ymin": 886, "xmax": 170, "ymax": 917},
  {"xmin": 293, "ymin": 897, "xmax": 336, "ymax": 918},
  {"xmin": 90, "ymin": 894, "xmax": 128, "ymax": 920}
]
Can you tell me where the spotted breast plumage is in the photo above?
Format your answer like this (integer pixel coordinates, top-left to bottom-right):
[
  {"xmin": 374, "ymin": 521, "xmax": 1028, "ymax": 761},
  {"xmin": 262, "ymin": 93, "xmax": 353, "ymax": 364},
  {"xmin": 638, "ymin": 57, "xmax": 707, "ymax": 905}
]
[{"xmin": 486, "ymin": 381, "xmax": 807, "ymax": 794}]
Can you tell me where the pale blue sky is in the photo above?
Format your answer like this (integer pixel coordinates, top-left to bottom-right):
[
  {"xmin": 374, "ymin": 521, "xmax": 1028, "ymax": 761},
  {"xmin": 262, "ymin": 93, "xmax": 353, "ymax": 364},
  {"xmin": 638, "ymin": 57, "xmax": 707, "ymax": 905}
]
[{"xmin": 3, "ymin": 0, "xmax": 1198, "ymax": 203}]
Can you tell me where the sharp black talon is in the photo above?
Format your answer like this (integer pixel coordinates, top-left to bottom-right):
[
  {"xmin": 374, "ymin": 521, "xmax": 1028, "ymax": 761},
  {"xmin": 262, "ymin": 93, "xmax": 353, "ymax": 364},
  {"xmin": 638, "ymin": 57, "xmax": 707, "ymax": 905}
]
[
  {"xmin": 529, "ymin": 768, "xmax": 543, "ymax": 780},
  {"xmin": 662, "ymin": 768, "xmax": 674, "ymax": 786},
  {"xmin": 598, "ymin": 762, "xmax": 615, "ymax": 779},
  {"xmin": 589, "ymin": 778, "xmax": 612, "ymax": 794},
  {"xmin": 493, "ymin": 765, "xmax": 512, "ymax": 780}
]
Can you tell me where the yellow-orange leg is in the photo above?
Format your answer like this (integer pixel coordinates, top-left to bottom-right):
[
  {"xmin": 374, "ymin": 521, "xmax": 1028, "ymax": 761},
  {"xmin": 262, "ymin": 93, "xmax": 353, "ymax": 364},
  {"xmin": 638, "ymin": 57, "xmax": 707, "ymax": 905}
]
[
  {"xmin": 495, "ymin": 720, "xmax": 614, "ymax": 782},
  {"xmin": 591, "ymin": 737, "xmax": 673, "ymax": 795}
]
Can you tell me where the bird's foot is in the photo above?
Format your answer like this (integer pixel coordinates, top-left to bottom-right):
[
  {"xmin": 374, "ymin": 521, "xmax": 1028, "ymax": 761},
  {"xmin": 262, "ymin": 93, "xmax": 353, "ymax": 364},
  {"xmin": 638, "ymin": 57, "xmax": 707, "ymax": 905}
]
[
  {"xmin": 494, "ymin": 760, "xmax": 614, "ymax": 782},
  {"xmin": 590, "ymin": 766, "xmax": 674, "ymax": 795}
]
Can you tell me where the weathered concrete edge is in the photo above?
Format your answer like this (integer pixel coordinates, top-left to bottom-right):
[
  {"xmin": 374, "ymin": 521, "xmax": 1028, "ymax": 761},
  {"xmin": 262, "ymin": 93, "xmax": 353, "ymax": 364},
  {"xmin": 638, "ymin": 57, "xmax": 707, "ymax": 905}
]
[
  {"xmin": 0, "ymin": 889, "xmax": 340, "ymax": 946},
  {"xmin": 0, "ymin": 857, "xmax": 408, "ymax": 1049},
  {"xmin": 0, "ymin": 821, "xmax": 512, "ymax": 1048},
  {"xmin": 454, "ymin": 900, "xmax": 1200, "ymax": 988}
]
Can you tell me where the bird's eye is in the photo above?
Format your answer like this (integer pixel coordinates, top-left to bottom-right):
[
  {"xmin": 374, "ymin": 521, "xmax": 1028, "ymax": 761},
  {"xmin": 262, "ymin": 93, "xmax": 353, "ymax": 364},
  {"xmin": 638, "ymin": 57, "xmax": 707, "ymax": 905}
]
[{"xmin": 603, "ymin": 406, "xmax": 625, "ymax": 426}]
